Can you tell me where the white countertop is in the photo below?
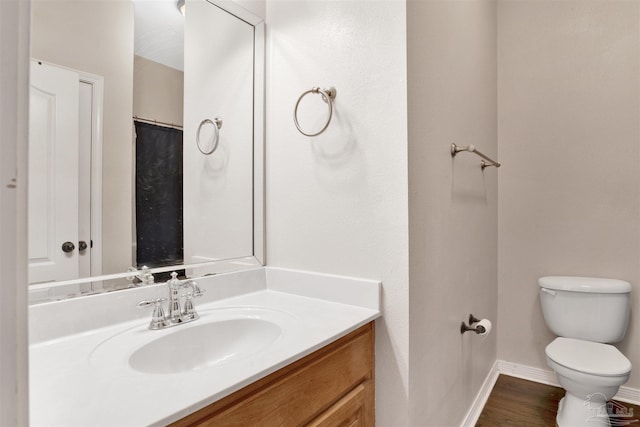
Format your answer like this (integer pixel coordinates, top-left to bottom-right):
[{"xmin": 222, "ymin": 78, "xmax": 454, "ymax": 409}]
[{"xmin": 29, "ymin": 268, "xmax": 381, "ymax": 426}]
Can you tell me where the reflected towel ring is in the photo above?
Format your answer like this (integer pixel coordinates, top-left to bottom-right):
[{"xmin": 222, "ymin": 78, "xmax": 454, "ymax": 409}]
[
  {"xmin": 196, "ymin": 117, "xmax": 223, "ymax": 155},
  {"xmin": 294, "ymin": 86, "xmax": 337, "ymax": 137}
]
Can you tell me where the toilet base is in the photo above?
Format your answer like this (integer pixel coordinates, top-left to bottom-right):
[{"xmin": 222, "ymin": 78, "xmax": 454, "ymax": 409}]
[{"xmin": 557, "ymin": 394, "xmax": 611, "ymax": 427}]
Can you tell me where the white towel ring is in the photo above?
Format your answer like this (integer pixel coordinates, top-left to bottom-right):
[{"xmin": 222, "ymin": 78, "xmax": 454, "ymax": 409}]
[
  {"xmin": 294, "ymin": 86, "xmax": 337, "ymax": 137},
  {"xmin": 196, "ymin": 117, "xmax": 223, "ymax": 155}
]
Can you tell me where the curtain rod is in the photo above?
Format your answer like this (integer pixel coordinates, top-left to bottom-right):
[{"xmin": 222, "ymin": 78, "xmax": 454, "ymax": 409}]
[{"xmin": 133, "ymin": 115, "xmax": 183, "ymax": 130}]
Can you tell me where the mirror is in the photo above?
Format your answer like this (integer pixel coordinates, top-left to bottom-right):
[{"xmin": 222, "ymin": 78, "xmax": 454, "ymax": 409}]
[{"xmin": 28, "ymin": 0, "xmax": 264, "ymax": 303}]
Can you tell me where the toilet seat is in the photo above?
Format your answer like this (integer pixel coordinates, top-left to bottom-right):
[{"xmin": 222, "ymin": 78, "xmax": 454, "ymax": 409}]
[{"xmin": 546, "ymin": 337, "xmax": 631, "ymax": 377}]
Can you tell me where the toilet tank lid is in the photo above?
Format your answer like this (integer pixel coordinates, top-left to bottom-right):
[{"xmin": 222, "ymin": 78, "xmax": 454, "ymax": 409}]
[{"xmin": 538, "ymin": 276, "xmax": 631, "ymax": 293}]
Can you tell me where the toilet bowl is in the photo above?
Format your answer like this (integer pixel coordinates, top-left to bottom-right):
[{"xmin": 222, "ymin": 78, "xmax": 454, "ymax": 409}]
[
  {"xmin": 545, "ymin": 337, "xmax": 631, "ymax": 427},
  {"xmin": 539, "ymin": 276, "xmax": 633, "ymax": 427}
]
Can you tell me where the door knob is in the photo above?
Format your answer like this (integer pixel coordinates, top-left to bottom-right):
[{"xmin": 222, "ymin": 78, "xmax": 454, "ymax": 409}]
[
  {"xmin": 78, "ymin": 241, "xmax": 88, "ymax": 252},
  {"xmin": 61, "ymin": 241, "xmax": 75, "ymax": 253}
]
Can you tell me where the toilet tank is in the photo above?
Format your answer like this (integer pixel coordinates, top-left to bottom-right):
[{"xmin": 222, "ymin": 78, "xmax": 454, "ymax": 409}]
[{"xmin": 538, "ymin": 276, "xmax": 631, "ymax": 343}]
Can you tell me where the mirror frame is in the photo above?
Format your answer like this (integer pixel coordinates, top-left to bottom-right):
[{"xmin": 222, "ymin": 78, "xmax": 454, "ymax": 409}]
[{"xmin": 29, "ymin": 0, "xmax": 265, "ymax": 301}]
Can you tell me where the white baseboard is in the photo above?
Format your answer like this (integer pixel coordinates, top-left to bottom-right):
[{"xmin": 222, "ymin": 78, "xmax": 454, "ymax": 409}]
[
  {"xmin": 460, "ymin": 360, "xmax": 501, "ymax": 427},
  {"xmin": 459, "ymin": 359, "xmax": 640, "ymax": 427},
  {"xmin": 495, "ymin": 360, "xmax": 640, "ymax": 406},
  {"xmin": 496, "ymin": 359, "xmax": 560, "ymax": 387}
]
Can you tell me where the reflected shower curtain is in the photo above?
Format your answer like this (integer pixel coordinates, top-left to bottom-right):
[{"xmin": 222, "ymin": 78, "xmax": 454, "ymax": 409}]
[{"xmin": 134, "ymin": 121, "xmax": 183, "ymax": 277}]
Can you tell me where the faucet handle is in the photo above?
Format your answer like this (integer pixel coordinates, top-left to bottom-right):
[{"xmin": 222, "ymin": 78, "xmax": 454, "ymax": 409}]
[
  {"xmin": 136, "ymin": 297, "xmax": 166, "ymax": 308},
  {"xmin": 137, "ymin": 298, "xmax": 168, "ymax": 330},
  {"xmin": 187, "ymin": 280, "xmax": 205, "ymax": 298},
  {"xmin": 181, "ymin": 293, "xmax": 199, "ymax": 321}
]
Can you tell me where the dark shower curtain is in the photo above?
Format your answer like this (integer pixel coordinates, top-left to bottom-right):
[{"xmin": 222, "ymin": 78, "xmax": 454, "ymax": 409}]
[{"xmin": 134, "ymin": 121, "xmax": 183, "ymax": 278}]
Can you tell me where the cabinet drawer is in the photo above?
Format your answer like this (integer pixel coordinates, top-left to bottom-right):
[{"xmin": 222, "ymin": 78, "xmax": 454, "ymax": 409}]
[
  {"xmin": 173, "ymin": 323, "xmax": 374, "ymax": 427},
  {"xmin": 306, "ymin": 382, "xmax": 369, "ymax": 427}
]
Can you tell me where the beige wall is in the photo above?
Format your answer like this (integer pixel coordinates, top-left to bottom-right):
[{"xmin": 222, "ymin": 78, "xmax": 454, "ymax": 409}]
[
  {"xmin": 498, "ymin": 0, "xmax": 640, "ymax": 388},
  {"xmin": 0, "ymin": 0, "xmax": 30, "ymax": 423},
  {"xmin": 31, "ymin": 0, "xmax": 134, "ymax": 275},
  {"xmin": 407, "ymin": 1, "xmax": 498, "ymax": 424},
  {"xmin": 133, "ymin": 56, "xmax": 183, "ymax": 126},
  {"xmin": 264, "ymin": 1, "xmax": 409, "ymax": 424}
]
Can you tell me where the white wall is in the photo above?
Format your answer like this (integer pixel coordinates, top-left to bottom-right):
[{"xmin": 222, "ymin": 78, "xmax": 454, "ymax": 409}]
[
  {"xmin": 234, "ymin": 0, "xmax": 265, "ymax": 20},
  {"xmin": 184, "ymin": 0, "xmax": 254, "ymax": 263},
  {"xmin": 0, "ymin": 0, "xmax": 30, "ymax": 424},
  {"xmin": 31, "ymin": 0, "xmax": 134, "ymax": 276},
  {"xmin": 407, "ymin": 1, "xmax": 498, "ymax": 425},
  {"xmin": 265, "ymin": 1, "xmax": 409, "ymax": 424},
  {"xmin": 498, "ymin": 0, "xmax": 640, "ymax": 388}
]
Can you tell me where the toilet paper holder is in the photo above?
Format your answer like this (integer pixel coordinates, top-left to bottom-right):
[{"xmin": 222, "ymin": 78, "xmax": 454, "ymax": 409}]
[{"xmin": 460, "ymin": 314, "xmax": 488, "ymax": 334}]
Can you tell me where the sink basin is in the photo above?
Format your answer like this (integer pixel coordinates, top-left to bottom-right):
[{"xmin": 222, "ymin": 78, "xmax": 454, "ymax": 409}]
[
  {"xmin": 129, "ymin": 318, "xmax": 281, "ymax": 374},
  {"xmin": 89, "ymin": 306, "xmax": 295, "ymax": 375}
]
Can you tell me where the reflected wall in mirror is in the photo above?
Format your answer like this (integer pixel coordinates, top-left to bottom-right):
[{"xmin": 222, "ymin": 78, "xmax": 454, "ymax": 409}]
[{"xmin": 28, "ymin": 0, "xmax": 265, "ymax": 303}]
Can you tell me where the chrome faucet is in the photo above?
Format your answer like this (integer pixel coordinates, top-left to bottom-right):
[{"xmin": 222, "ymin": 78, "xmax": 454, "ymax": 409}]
[
  {"xmin": 127, "ymin": 265, "xmax": 155, "ymax": 286},
  {"xmin": 137, "ymin": 272, "xmax": 205, "ymax": 330}
]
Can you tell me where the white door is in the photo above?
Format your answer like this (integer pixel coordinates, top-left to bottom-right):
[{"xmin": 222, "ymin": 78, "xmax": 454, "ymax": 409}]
[{"xmin": 28, "ymin": 60, "xmax": 80, "ymax": 283}]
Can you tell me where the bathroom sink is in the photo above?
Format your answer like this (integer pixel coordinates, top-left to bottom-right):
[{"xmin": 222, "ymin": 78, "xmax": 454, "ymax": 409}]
[
  {"xmin": 129, "ymin": 318, "xmax": 281, "ymax": 374},
  {"xmin": 89, "ymin": 306, "xmax": 295, "ymax": 375}
]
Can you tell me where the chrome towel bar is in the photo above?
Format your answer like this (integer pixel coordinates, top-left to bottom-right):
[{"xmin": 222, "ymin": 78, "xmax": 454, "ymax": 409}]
[
  {"xmin": 294, "ymin": 86, "xmax": 337, "ymax": 137},
  {"xmin": 450, "ymin": 143, "xmax": 501, "ymax": 170},
  {"xmin": 196, "ymin": 117, "xmax": 223, "ymax": 155}
]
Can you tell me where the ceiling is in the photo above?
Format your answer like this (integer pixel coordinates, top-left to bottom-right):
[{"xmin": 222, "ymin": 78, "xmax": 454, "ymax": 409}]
[{"xmin": 132, "ymin": 0, "xmax": 185, "ymax": 71}]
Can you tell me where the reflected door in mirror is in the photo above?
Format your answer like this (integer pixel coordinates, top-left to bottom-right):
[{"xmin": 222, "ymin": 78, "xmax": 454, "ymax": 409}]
[
  {"xmin": 29, "ymin": 61, "xmax": 81, "ymax": 283},
  {"xmin": 29, "ymin": 60, "xmax": 100, "ymax": 284}
]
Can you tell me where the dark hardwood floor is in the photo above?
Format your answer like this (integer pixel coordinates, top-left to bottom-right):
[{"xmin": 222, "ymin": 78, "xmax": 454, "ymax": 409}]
[{"xmin": 476, "ymin": 375, "xmax": 640, "ymax": 427}]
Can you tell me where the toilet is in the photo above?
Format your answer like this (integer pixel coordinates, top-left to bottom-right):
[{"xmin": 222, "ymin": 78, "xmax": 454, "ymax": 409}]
[{"xmin": 539, "ymin": 276, "xmax": 632, "ymax": 427}]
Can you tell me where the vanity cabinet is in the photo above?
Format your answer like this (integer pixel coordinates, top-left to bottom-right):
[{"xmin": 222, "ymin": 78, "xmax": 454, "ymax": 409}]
[{"xmin": 171, "ymin": 322, "xmax": 374, "ymax": 427}]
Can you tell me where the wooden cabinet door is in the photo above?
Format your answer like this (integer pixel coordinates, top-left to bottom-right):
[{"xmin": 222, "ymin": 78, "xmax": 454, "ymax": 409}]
[{"xmin": 306, "ymin": 382, "xmax": 370, "ymax": 427}]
